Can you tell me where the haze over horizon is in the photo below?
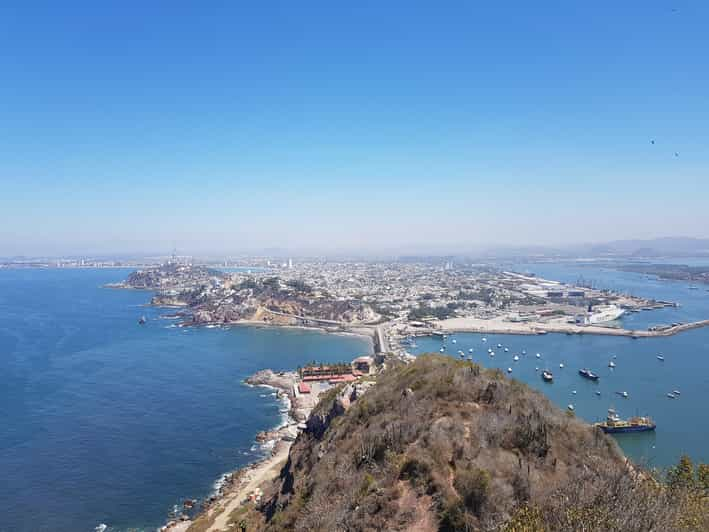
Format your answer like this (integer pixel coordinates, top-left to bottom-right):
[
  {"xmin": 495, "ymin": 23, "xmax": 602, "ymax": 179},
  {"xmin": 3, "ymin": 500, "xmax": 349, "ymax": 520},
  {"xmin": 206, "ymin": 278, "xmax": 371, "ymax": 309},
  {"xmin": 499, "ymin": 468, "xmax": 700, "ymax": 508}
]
[{"xmin": 2, "ymin": 2, "xmax": 708, "ymax": 256}]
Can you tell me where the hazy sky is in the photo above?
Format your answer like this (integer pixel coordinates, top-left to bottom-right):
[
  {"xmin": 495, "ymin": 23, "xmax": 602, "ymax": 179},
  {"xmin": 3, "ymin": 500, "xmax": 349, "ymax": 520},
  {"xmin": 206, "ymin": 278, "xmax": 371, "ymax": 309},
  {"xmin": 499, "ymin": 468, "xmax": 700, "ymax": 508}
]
[{"xmin": 1, "ymin": 1, "xmax": 708, "ymax": 256}]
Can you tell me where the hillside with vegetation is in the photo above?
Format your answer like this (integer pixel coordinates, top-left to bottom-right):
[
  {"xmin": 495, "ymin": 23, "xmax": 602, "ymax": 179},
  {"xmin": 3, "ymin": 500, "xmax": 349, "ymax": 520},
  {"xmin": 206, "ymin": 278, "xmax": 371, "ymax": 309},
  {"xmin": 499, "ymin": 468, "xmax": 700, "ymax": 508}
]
[{"xmin": 227, "ymin": 355, "xmax": 708, "ymax": 532}]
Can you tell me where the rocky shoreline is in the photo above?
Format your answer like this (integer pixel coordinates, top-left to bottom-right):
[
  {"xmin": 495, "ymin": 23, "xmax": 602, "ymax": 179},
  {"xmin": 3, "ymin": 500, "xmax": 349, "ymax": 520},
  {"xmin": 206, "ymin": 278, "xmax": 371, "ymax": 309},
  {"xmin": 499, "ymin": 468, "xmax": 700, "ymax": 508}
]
[
  {"xmin": 162, "ymin": 368, "xmax": 377, "ymax": 532},
  {"xmin": 159, "ymin": 370, "xmax": 301, "ymax": 532}
]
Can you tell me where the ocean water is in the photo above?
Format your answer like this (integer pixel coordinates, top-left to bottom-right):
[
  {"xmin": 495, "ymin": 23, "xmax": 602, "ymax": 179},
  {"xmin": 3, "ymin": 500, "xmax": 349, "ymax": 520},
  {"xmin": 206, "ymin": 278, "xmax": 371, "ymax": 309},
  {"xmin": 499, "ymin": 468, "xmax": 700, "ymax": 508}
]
[
  {"xmin": 0, "ymin": 268, "xmax": 371, "ymax": 532},
  {"xmin": 412, "ymin": 262, "xmax": 709, "ymax": 469}
]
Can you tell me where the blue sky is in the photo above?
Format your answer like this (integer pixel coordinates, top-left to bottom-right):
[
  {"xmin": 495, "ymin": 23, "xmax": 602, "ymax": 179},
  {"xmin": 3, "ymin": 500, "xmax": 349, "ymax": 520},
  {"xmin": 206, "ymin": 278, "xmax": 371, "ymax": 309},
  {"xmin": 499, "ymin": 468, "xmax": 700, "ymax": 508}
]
[{"xmin": 1, "ymin": 1, "xmax": 707, "ymax": 256}]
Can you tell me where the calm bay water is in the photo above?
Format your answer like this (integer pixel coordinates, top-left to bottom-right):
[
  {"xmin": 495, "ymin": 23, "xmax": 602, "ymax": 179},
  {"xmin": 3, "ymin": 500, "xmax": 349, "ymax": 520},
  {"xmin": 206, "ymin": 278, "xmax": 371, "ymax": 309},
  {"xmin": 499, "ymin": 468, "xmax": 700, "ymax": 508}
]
[
  {"xmin": 0, "ymin": 269, "xmax": 371, "ymax": 532},
  {"xmin": 412, "ymin": 261, "xmax": 709, "ymax": 469}
]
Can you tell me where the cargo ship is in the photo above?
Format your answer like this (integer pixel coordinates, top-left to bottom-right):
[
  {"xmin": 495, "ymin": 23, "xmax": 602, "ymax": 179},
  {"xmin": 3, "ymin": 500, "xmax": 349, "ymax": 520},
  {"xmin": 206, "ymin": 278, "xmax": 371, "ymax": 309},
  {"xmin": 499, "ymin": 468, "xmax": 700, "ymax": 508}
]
[{"xmin": 594, "ymin": 410, "xmax": 656, "ymax": 434}]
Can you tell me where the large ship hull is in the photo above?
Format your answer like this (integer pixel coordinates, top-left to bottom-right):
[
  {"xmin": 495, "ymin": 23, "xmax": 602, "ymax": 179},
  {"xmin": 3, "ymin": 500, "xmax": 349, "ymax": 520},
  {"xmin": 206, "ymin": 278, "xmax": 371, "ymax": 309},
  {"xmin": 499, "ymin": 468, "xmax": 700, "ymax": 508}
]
[{"xmin": 598, "ymin": 424, "xmax": 656, "ymax": 434}]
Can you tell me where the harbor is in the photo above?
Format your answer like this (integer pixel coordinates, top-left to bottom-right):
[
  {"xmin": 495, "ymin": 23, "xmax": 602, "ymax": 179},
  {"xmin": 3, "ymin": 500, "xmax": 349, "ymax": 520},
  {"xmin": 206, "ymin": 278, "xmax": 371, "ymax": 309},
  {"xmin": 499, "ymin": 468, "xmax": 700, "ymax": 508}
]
[{"xmin": 405, "ymin": 261, "xmax": 709, "ymax": 468}]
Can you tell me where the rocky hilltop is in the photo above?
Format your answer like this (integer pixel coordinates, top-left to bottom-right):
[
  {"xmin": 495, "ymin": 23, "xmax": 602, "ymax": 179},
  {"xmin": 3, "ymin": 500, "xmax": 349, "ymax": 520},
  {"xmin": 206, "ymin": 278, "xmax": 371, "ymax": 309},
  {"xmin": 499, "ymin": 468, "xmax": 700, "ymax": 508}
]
[
  {"xmin": 120, "ymin": 263, "xmax": 224, "ymax": 290},
  {"xmin": 218, "ymin": 355, "xmax": 707, "ymax": 531}
]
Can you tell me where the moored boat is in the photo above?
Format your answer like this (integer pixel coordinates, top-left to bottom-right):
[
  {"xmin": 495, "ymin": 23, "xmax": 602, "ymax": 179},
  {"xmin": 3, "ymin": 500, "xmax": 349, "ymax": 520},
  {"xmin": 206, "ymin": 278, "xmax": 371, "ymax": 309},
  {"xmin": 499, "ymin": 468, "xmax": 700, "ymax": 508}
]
[
  {"xmin": 541, "ymin": 370, "xmax": 553, "ymax": 382},
  {"xmin": 578, "ymin": 368, "xmax": 599, "ymax": 381},
  {"xmin": 595, "ymin": 411, "xmax": 656, "ymax": 434}
]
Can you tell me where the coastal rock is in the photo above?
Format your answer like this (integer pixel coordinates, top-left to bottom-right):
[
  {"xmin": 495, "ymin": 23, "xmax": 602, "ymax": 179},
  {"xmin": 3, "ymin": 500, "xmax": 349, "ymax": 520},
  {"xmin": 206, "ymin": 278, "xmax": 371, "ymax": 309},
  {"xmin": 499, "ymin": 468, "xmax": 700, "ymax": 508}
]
[{"xmin": 245, "ymin": 370, "xmax": 297, "ymax": 397}]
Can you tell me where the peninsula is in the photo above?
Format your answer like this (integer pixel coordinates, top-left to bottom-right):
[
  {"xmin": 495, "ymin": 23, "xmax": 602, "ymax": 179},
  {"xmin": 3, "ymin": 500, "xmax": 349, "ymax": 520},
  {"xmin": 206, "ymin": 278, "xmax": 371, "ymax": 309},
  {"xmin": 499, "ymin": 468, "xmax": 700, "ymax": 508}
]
[{"xmin": 111, "ymin": 260, "xmax": 709, "ymax": 356}]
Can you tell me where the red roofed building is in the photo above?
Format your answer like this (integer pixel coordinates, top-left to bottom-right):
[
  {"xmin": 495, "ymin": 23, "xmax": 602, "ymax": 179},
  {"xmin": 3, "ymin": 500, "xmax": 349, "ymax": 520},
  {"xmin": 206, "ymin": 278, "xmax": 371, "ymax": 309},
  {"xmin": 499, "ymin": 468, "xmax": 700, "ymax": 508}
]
[{"xmin": 298, "ymin": 382, "xmax": 311, "ymax": 394}]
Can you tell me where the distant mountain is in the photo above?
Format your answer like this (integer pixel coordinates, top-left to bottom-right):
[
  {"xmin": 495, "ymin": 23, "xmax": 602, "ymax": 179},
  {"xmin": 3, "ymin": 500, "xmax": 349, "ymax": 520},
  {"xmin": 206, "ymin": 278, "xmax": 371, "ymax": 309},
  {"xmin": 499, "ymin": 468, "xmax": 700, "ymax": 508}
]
[{"xmin": 580, "ymin": 237, "xmax": 709, "ymax": 258}]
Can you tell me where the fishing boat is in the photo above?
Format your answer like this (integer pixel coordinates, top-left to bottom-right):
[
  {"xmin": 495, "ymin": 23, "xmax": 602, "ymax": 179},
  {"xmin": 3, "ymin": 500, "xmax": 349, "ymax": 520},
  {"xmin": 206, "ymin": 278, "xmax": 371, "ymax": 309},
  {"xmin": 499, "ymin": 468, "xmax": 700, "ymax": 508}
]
[
  {"xmin": 542, "ymin": 370, "xmax": 553, "ymax": 382},
  {"xmin": 608, "ymin": 360, "xmax": 616, "ymax": 368},
  {"xmin": 595, "ymin": 391, "xmax": 601, "ymax": 396},
  {"xmin": 567, "ymin": 404, "xmax": 575, "ymax": 411},
  {"xmin": 482, "ymin": 337, "xmax": 487, "ymax": 342},
  {"xmin": 468, "ymin": 348, "xmax": 474, "ymax": 353},
  {"xmin": 673, "ymin": 390, "xmax": 681, "ymax": 396},
  {"xmin": 536, "ymin": 353, "xmax": 541, "ymax": 358},
  {"xmin": 439, "ymin": 347, "xmax": 445, "ymax": 353},
  {"xmin": 578, "ymin": 368, "xmax": 599, "ymax": 381},
  {"xmin": 595, "ymin": 411, "xmax": 656, "ymax": 434},
  {"xmin": 138, "ymin": 316, "xmax": 147, "ymax": 325},
  {"xmin": 657, "ymin": 355, "xmax": 665, "ymax": 361},
  {"xmin": 504, "ymin": 347, "xmax": 509, "ymax": 352},
  {"xmin": 513, "ymin": 355, "xmax": 519, "ymax": 361},
  {"xmin": 559, "ymin": 363, "xmax": 565, "ymax": 369},
  {"xmin": 666, "ymin": 393, "xmax": 676, "ymax": 399},
  {"xmin": 507, "ymin": 367, "xmax": 512, "ymax": 373},
  {"xmin": 497, "ymin": 343, "xmax": 503, "ymax": 348},
  {"xmin": 615, "ymin": 391, "xmax": 629, "ymax": 398}
]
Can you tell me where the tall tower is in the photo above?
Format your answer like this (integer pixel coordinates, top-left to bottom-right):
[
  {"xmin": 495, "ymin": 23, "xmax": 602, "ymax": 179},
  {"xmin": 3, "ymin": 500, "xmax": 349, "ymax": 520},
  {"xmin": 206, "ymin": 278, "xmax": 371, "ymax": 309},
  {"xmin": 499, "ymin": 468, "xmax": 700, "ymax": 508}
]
[{"xmin": 288, "ymin": 258, "xmax": 293, "ymax": 269}]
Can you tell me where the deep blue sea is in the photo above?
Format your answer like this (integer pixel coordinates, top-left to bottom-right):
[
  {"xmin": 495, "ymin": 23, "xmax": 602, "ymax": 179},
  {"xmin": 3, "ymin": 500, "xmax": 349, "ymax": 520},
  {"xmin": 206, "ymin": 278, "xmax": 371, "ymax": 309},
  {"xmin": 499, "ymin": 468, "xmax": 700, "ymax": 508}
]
[
  {"xmin": 412, "ymin": 261, "xmax": 709, "ymax": 470},
  {"xmin": 0, "ymin": 268, "xmax": 371, "ymax": 532}
]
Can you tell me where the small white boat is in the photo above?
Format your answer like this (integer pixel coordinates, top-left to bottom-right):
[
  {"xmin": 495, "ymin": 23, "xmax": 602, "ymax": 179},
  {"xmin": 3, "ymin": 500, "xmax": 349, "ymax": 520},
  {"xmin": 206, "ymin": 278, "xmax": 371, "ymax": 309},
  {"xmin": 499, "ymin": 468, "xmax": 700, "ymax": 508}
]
[
  {"xmin": 536, "ymin": 353, "xmax": 541, "ymax": 358},
  {"xmin": 572, "ymin": 390, "xmax": 577, "ymax": 395},
  {"xmin": 507, "ymin": 367, "xmax": 512, "ymax": 373},
  {"xmin": 616, "ymin": 391, "xmax": 629, "ymax": 398},
  {"xmin": 452, "ymin": 339, "xmax": 457, "ymax": 344},
  {"xmin": 468, "ymin": 348, "xmax": 474, "ymax": 353},
  {"xmin": 439, "ymin": 347, "xmax": 445, "ymax": 352},
  {"xmin": 535, "ymin": 366, "xmax": 539, "ymax": 371},
  {"xmin": 482, "ymin": 337, "xmax": 487, "ymax": 342},
  {"xmin": 559, "ymin": 363, "xmax": 565, "ymax": 369},
  {"xmin": 667, "ymin": 392, "xmax": 676, "ymax": 399},
  {"xmin": 488, "ymin": 348, "xmax": 493, "ymax": 353},
  {"xmin": 609, "ymin": 361, "xmax": 616, "ymax": 368},
  {"xmin": 567, "ymin": 404, "xmax": 575, "ymax": 411},
  {"xmin": 489, "ymin": 351, "xmax": 495, "ymax": 357},
  {"xmin": 504, "ymin": 347, "xmax": 509, "ymax": 352},
  {"xmin": 513, "ymin": 355, "xmax": 520, "ymax": 362},
  {"xmin": 657, "ymin": 355, "xmax": 665, "ymax": 361},
  {"xmin": 522, "ymin": 350, "xmax": 527, "ymax": 355},
  {"xmin": 95, "ymin": 525, "xmax": 108, "ymax": 532},
  {"xmin": 595, "ymin": 391, "xmax": 601, "ymax": 396},
  {"xmin": 673, "ymin": 390, "xmax": 681, "ymax": 395},
  {"xmin": 497, "ymin": 343, "xmax": 503, "ymax": 348}
]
